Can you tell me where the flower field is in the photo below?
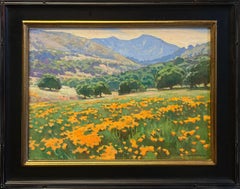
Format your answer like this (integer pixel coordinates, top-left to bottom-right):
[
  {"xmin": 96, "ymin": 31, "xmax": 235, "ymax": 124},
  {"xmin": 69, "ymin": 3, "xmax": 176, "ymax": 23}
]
[{"xmin": 28, "ymin": 89, "xmax": 212, "ymax": 161}]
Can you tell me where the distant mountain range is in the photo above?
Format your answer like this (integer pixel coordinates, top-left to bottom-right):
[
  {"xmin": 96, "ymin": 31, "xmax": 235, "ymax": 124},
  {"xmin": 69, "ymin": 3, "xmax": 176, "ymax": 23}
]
[
  {"xmin": 29, "ymin": 30, "xmax": 210, "ymax": 79},
  {"xmin": 92, "ymin": 34, "xmax": 180, "ymax": 65}
]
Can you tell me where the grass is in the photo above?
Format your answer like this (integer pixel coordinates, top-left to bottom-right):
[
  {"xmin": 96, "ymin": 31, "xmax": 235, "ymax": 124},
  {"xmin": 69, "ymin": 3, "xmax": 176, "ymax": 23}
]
[{"xmin": 28, "ymin": 88, "xmax": 212, "ymax": 161}]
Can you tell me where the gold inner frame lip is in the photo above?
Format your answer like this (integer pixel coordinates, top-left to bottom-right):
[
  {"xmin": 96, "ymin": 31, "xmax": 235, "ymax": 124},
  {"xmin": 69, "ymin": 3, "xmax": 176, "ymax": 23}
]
[{"xmin": 22, "ymin": 20, "xmax": 217, "ymax": 166}]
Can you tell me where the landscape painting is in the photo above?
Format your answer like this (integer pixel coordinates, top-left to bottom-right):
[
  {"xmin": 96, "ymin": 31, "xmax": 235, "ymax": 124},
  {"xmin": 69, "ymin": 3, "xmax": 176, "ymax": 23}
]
[{"xmin": 22, "ymin": 21, "xmax": 216, "ymax": 165}]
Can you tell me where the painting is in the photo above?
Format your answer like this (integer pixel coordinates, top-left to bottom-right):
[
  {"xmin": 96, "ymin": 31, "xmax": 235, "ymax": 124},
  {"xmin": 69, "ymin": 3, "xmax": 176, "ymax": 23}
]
[{"xmin": 22, "ymin": 21, "xmax": 216, "ymax": 165}]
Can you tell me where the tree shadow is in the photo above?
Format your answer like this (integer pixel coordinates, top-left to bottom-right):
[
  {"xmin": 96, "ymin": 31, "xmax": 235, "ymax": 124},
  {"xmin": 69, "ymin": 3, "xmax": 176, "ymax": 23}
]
[{"xmin": 39, "ymin": 88, "xmax": 60, "ymax": 92}]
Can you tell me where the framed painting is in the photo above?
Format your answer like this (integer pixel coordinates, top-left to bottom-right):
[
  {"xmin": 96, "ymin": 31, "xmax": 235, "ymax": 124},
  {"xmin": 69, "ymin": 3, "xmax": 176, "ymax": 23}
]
[
  {"xmin": 22, "ymin": 20, "xmax": 217, "ymax": 166},
  {"xmin": 2, "ymin": 1, "xmax": 238, "ymax": 188}
]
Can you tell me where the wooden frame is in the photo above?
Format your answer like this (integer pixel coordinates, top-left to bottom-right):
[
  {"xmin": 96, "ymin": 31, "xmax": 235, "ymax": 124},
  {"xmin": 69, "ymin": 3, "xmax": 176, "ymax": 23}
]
[{"xmin": 1, "ymin": 1, "xmax": 239, "ymax": 188}]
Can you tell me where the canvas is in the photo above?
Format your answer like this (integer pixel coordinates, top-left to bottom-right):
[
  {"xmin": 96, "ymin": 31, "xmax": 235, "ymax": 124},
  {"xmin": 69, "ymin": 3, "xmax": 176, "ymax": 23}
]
[{"xmin": 22, "ymin": 21, "xmax": 216, "ymax": 165}]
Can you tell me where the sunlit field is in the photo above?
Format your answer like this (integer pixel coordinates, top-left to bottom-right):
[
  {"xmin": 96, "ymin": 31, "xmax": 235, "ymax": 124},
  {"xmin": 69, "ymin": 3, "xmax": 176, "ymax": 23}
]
[{"xmin": 28, "ymin": 89, "xmax": 212, "ymax": 161}]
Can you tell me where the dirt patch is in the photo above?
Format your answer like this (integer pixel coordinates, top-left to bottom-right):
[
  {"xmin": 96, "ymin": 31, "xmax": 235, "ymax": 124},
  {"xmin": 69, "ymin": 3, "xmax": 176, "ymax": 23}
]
[{"xmin": 30, "ymin": 86, "xmax": 79, "ymax": 102}]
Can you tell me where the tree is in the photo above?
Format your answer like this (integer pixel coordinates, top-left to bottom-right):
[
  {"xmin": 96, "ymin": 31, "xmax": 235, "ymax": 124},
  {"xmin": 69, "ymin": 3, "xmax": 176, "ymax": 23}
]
[
  {"xmin": 184, "ymin": 72, "xmax": 197, "ymax": 88},
  {"xmin": 141, "ymin": 74, "xmax": 155, "ymax": 88},
  {"xmin": 118, "ymin": 81, "xmax": 131, "ymax": 95},
  {"xmin": 128, "ymin": 79, "xmax": 145, "ymax": 92},
  {"xmin": 174, "ymin": 57, "xmax": 184, "ymax": 65},
  {"xmin": 66, "ymin": 78, "xmax": 80, "ymax": 88},
  {"xmin": 128, "ymin": 79, "xmax": 139, "ymax": 91},
  {"xmin": 37, "ymin": 74, "xmax": 61, "ymax": 91},
  {"xmin": 156, "ymin": 65, "xmax": 184, "ymax": 90},
  {"xmin": 129, "ymin": 73, "xmax": 139, "ymax": 81},
  {"xmin": 76, "ymin": 84, "xmax": 94, "ymax": 98},
  {"xmin": 108, "ymin": 79, "xmax": 120, "ymax": 91},
  {"xmin": 118, "ymin": 79, "xmax": 145, "ymax": 95},
  {"xmin": 184, "ymin": 60, "xmax": 210, "ymax": 88},
  {"xmin": 150, "ymin": 66, "xmax": 164, "ymax": 81},
  {"xmin": 93, "ymin": 82, "xmax": 111, "ymax": 97}
]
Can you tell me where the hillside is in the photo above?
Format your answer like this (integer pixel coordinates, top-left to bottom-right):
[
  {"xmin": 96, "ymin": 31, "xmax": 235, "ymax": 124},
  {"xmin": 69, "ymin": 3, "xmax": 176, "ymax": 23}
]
[
  {"xmin": 147, "ymin": 43, "xmax": 210, "ymax": 63},
  {"xmin": 29, "ymin": 30, "xmax": 140, "ymax": 78},
  {"xmin": 69, "ymin": 54, "xmax": 210, "ymax": 92},
  {"xmin": 181, "ymin": 43, "xmax": 210, "ymax": 59}
]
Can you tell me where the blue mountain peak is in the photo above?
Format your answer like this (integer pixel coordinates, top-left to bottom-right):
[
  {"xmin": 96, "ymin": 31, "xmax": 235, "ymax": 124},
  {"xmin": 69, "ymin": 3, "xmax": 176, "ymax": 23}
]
[
  {"xmin": 92, "ymin": 34, "xmax": 180, "ymax": 64},
  {"xmin": 137, "ymin": 34, "xmax": 163, "ymax": 41},
  {"xmin": 108, "ymin": 36, "xmax": 119, "ymax": 40}
]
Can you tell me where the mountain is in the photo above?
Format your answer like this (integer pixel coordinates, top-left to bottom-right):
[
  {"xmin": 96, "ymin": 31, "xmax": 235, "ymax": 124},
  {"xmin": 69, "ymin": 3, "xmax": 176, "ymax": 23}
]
[
  {"xmin": 148, "ymin": 43, "xmax": 209, "ymax": 63},
  {"xmin": 29, "ymin": 30, "xmax": 210, "ymax": 81},
  {"xmin": 180, "ymin": 43, "xmax": 210, "ymax": 59},
  {"xmin": 29, "ymin": 30, "xmax": 140, "ymax": 78},
  {"xmin": 92, "ymin": 34, "xmax": 180, "ymax": 65},
  {"xmin": 146, "ymin": 47, "xmax": 187, "ymax": 63}
]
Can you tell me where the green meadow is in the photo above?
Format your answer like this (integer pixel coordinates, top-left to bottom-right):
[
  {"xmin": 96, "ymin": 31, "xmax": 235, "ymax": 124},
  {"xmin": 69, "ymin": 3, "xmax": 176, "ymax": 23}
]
[{"xmin": 28, "ymin": 89, "xmax": 212, "ymax": 161}]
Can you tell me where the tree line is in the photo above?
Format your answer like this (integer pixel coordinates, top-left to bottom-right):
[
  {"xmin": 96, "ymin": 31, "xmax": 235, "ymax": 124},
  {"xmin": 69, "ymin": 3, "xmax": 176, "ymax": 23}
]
[{"xmin": 36, "ymin": 56, "xmax": 210, "ymax": 98}]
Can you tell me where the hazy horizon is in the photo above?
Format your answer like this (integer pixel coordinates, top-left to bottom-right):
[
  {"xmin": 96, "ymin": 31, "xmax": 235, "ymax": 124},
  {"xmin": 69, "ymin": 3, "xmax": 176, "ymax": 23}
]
[{"xmin": 42, "ymin": 28, "xmax": 210, "ymax": 48}]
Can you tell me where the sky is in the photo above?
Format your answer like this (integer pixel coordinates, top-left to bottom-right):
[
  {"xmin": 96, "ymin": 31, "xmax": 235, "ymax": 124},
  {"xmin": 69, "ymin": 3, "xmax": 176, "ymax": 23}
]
[{"xmin": 44, "ymin": 28, "xmax": 210, "ymax": 48}]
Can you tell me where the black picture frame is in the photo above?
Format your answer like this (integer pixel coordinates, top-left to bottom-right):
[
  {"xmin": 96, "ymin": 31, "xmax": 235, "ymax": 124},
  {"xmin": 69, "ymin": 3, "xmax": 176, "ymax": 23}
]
[{"xmin": 1, "ymin": 0, "xmax": 239, "ymax": 188}]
